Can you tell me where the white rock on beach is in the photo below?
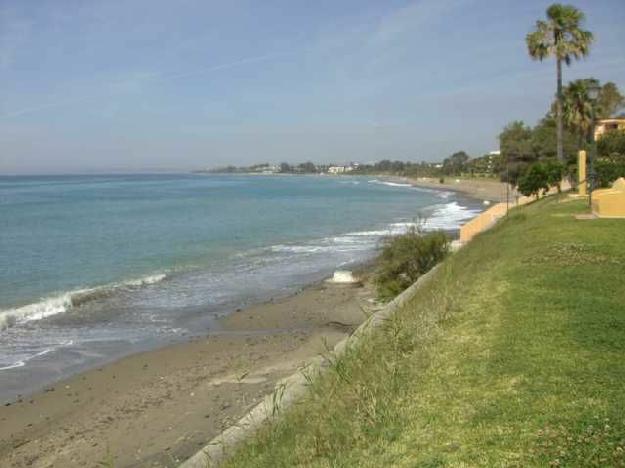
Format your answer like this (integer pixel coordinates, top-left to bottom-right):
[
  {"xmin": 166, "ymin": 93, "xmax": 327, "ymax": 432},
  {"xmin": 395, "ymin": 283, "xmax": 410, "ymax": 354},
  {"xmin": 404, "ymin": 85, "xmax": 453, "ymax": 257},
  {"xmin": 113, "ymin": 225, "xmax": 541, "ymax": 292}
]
[{"xmin": 328, "ymin": 270, "xmax": 358, "ymax": 284}]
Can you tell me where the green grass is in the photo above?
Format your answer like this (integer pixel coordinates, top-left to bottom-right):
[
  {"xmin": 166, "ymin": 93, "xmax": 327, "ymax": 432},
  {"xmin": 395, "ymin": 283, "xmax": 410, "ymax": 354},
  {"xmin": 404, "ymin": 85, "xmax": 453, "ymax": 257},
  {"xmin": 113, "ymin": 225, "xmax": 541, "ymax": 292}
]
[{"xmin": 224, "ymin": 197, "xmax": 625, "ymax": 467}]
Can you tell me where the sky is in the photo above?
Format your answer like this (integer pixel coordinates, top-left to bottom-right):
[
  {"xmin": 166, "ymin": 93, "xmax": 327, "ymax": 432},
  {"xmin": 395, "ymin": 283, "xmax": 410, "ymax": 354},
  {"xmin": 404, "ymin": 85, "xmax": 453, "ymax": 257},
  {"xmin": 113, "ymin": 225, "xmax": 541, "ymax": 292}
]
[{"xmin": 1, "ymin": 0, "xmax": 624, "ymax": 174}]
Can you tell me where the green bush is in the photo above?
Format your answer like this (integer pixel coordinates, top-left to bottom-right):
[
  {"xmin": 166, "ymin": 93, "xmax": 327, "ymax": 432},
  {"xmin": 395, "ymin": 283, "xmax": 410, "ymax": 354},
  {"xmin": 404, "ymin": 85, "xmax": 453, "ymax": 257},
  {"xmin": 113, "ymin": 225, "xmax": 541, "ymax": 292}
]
[
  {"xmin": 375, "ymin": 229, "xmax": 449, "ymax": 300},
  {"xmin": 517, "ymin": 163, "xmax": 550, "ymax": 198},
  {"xmin": 594, "ymin": 159, "xmax": 625, "ymax": 188},
  {"xmin": 597, "ymin": 129, "xmax": 625, "ymax": 159}
]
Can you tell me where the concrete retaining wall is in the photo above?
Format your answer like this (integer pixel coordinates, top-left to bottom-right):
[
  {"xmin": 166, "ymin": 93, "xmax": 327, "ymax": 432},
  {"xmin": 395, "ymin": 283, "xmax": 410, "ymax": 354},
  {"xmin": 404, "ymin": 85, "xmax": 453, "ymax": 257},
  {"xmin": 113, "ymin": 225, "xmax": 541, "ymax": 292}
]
[{"xmin": 179, "ymin": 265, "xmax": 441, "ymax": 468}]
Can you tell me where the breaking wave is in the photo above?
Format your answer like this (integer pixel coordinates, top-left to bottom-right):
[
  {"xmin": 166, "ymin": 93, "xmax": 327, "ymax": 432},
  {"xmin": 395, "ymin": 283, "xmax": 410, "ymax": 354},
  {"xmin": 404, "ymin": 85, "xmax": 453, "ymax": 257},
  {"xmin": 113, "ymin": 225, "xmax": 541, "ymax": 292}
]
[
  {"xmin": 368, "ymin": 179, "xmax": 413, "ymax": 188},
  {"xmin": 269, "ymin": 201, "xmax": 480, "ymax": 258},
  {"xmin": 0, "ymin": 273, "xmax": 167, "ymax": 331}
]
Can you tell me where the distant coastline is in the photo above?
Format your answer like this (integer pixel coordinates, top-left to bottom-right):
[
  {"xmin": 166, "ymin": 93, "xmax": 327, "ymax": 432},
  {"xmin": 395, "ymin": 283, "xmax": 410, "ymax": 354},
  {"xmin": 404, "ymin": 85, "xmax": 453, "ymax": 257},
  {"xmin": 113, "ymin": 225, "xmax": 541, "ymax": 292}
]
[{"xmin": 195, "ymin": 170, "xmax": 511, "ymax": 203}]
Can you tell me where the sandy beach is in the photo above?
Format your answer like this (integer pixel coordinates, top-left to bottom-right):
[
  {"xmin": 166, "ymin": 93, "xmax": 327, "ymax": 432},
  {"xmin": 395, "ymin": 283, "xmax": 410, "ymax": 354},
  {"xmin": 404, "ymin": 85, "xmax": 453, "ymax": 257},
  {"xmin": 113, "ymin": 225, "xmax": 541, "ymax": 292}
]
[
  {"xmin": 382, "ymin": 175, "xmax": 513, "ymax": 202},
  {"xmin": 0, "ymin": 274, "xmax": 378, "ymax": 467}
]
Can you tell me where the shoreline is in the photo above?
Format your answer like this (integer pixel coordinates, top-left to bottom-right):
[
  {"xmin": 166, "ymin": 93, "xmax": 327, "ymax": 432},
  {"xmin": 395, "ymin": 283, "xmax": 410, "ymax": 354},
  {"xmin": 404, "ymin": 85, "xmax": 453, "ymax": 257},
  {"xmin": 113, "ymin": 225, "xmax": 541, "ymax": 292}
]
[
  {"xmin": 198, "ymin": 172, "xmax": 512, "ymax": 203},
  {"xmin": 375, "ymin": 174, "xmax": 512, "ymax": 203},
  {"xmin": 0, "ymin": 266, "xmax": 379, "ymax": 467},
  {"xmin": 0, "ymin": 180, "xmax": 485, "ymax": 467}
]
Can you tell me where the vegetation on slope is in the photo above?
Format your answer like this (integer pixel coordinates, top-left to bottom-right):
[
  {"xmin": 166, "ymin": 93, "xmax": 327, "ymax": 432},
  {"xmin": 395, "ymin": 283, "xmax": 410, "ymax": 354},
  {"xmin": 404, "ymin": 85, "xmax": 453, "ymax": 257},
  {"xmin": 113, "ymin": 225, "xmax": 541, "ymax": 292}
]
[
  {"xmin": 225, "ymin": 197, "xmax": 625, "ymax": 467},
  {"xmin": 374, "ymin": 228, "xmax": 449, "ymax": 301}
]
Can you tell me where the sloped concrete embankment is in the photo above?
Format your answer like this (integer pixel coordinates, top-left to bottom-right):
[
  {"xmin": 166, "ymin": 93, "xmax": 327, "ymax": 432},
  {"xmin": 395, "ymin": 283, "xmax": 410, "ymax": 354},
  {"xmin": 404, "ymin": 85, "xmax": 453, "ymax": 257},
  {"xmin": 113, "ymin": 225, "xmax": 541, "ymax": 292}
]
[{"xmin": 179, "ymin": 265, "xmax": 442, "ymax": 467}]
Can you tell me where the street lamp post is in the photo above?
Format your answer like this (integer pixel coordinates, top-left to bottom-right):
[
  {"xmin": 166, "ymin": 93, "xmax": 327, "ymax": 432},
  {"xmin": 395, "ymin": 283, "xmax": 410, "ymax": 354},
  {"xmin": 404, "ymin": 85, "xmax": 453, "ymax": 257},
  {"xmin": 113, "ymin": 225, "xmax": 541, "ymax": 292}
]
[{"xmin": 587, "ymin": 82, "xmax": 601, "ymax": 209}]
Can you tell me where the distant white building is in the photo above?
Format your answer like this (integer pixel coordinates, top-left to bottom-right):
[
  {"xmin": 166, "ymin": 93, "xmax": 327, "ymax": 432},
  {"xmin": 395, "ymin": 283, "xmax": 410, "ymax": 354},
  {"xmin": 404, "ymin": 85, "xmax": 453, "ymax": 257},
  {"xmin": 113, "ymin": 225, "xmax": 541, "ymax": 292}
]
[
  {"xmin": 327, "ymin": 163, "xmax": 357, "ymax": 174},
  {"xmin": 328, "ymin": 166, "xmax": 345, "ymax": 174}
]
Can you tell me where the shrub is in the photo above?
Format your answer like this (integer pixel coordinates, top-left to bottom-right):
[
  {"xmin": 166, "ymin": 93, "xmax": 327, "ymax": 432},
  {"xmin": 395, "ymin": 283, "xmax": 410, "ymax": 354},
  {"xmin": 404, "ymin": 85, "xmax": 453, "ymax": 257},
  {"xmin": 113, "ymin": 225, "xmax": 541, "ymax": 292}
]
[
  {"xmin": 594, "ymin": 159, "xmax": 625, "ymax": 188},
  {"xmin": 375, "ymin": 228, "xmax": 449, "ymax": 300},
  {"xmin": 543, "ymin": 160, "xmax": 564, "ymax": 192},
  {"xmin": 517, "ymin": 163, "xmax": 549, "ymax": 198},
  {"xmin": 597, "ymin": 129, "xmax": 625, "ymax": 159}
]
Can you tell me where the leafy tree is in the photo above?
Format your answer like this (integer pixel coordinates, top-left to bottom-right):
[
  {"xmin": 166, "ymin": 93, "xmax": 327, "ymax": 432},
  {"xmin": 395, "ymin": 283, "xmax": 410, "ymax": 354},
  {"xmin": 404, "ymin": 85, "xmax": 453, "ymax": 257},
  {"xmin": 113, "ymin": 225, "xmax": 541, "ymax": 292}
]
[
  {"xmin": 526, "ymin": 4, "xmax": 593, "ymax": 162},
  {"xmin": 499, "ymin": 121, "xmax": 534, "ymax": 185},
  {"xmin": 517, "ymin": 163, "xmax": 550, "ymax": 198},
  {"xmin": 296, "ymin": 162, "xmax": 317, "ymax": 173},
  {"xmin": 442, "ymin": 151, "xmax": 469, "ymax": 175},
  {"xmin": 594, "ymin": 160, "xmax": 625, "ymax": 188},
  {"xmin": 595, "ymin": 130, "xmax": 625, "ymax": 187},
  {"xmin": 531, "ymin": 115, "xmax": 578, "ymax": 162},
  {"xmin": 543, "ymin": 160, "xmax": 565, "ymax": 192},
  {"xmin": 597, "ymin": 82, "xmax": 625, "ymax": 118},
  {"xmin": 279, "ymin": 162, "xmax": 293, "ymax": 173},
  {"xmin": 598, "ymin": 130, "xmax": 625, "ymax": 161}
]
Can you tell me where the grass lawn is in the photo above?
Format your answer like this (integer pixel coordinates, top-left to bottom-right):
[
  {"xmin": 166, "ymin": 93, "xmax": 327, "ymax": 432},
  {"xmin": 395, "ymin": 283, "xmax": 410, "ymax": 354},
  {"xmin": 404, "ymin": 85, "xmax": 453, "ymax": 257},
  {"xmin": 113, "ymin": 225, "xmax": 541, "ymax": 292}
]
[{"xmin": 225, "ymin": 197, "xmax": 625, "ymax": 467}]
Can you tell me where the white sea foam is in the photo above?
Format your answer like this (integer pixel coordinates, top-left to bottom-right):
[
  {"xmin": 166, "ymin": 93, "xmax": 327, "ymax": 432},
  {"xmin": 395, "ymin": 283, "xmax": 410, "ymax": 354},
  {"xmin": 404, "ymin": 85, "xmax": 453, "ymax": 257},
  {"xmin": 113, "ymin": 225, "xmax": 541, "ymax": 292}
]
[
  {"xmin": 267, "ymin": 202, "xmax": 481, "ymax": 258},
  {"xmin": 0, "ymin": 342, "xmax": 72, "ymax": 371},
  {"xmin": 124, "ymin": 273, "xmax": 167, "ymax": 287},
  {"xmin": 368, "ymin": 179, "xmax": 413, "ymax": 188},
  {"xmin": 0, "ymin": 273, "xmax": 167, "ymax": 331},
  {"xmin": 423, "ymin": 201, "xmax": 481, "ymax": 230}
]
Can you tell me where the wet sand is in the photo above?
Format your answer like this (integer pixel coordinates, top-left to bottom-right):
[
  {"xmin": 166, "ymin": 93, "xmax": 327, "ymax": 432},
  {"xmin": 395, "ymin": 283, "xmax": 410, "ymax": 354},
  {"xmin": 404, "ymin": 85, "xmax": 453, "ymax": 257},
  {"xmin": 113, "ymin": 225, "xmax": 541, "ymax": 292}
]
[{"xmin": 0, "ymin": 276, "xmax": 378, "ymax": 467}]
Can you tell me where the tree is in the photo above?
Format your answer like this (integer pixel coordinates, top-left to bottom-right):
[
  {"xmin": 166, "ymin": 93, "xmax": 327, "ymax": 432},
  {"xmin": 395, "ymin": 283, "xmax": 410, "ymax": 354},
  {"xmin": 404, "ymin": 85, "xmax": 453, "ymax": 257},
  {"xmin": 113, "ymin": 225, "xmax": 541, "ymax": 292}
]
[
  {"xmin": 560, "ymin": 78, "xmax": 598, "ymax": 147},
  {"xmin": 531, "ymin": 114, "xmax": 578, "ymax": 163},
  {"xmin": 297, "ymin": 161, "xmax": 317, "ymax": 173},
  {"xmin": 559, "ymin": 79, "xmax": 624, "ymax": 147},
  {"xmin": 279, "ymin": 162, "xmax": 293, "ymax": 173},
  {"xmin": 499, "ymin": 121, "xmax": 534, "ymax": 185},
  {"xmin": 518, "ymin": 163, "xmax": 550, "ymax": 198},
  {"xmin": 526, "ymin": 4, "xmax": 593, "ymax": 163},
  {"xmin": 598, "ymin": 130, "xmax": 625, "ymax": 161},
  {"xmin": 543, "ymin": 160, "xmax": 565, "ymax": 192},
  {"xmin": 442, "ymin": 151, "xmax": 469, "ymax": 175},
  {"xmin": 597, "ymin": 82, "xmax": 625, "ymax": 118}
]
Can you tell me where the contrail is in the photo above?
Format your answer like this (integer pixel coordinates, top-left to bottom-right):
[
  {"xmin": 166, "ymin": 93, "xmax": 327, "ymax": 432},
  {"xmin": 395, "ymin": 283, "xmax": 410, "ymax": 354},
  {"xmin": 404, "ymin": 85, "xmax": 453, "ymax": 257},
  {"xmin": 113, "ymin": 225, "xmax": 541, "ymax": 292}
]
[
  {"xmin": 1, "ymin": 52, "xmax": 289, "ymax": 120},
  {"xmin": 162, "ymin": 52, "xmax": 289, "ymax": 81}
]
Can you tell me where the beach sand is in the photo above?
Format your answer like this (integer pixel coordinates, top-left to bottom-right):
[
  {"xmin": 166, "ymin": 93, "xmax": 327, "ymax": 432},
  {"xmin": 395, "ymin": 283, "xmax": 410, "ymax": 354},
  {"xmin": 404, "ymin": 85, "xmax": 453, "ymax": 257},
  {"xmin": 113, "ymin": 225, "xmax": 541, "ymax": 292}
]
[
  {"xmin": 386, "ymin": 176, "xmax": 513, "ymax": 202},
  {"xmin": 0, "ymin": 277, "xmax": 378, "ymax": 467}
]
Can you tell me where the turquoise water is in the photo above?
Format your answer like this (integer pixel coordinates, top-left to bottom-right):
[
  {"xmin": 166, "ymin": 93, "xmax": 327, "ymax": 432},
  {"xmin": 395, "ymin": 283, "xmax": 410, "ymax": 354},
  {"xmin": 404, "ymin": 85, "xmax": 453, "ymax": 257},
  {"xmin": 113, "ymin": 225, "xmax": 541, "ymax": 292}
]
[{"xmin": 0, "ymin": 174, "xmax": 481, "ymax": 400}]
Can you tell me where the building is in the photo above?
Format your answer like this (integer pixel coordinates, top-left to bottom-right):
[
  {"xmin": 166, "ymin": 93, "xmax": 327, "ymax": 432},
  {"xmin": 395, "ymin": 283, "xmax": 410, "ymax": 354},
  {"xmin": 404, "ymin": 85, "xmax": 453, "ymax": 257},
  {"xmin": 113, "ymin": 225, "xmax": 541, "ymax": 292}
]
[
  {"xmin": 327, "ymin": 163, "xmax": 357, "ymax": 174},
  {"xmin": 594, "ymin": 118, "xmax": 625, "ymax": 140}
]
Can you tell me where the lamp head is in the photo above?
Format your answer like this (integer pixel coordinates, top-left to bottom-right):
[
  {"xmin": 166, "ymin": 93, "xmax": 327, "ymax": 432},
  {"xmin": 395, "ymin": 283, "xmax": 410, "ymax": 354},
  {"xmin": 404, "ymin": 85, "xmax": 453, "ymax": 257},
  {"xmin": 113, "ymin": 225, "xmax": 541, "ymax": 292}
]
[{"xmin": 587, "ymin": 82, "xmax": 601, "ymax": 101}]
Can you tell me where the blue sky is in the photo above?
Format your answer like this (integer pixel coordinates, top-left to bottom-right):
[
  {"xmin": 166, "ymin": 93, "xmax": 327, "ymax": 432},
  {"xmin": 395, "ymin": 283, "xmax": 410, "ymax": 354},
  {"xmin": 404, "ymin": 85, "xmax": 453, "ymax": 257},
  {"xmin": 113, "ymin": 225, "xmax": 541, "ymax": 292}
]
[{"xmin": 1, "ymin": 0, "xmax": 624, "ymax": 173}]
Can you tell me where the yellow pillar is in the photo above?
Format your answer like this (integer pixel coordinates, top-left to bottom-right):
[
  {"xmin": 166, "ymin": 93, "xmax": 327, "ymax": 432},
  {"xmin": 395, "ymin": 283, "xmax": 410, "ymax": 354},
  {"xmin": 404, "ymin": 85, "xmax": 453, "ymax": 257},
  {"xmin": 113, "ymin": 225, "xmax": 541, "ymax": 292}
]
[{"xmin": 578, "ymin": 150, "xmax": 587, "ymax": 196}]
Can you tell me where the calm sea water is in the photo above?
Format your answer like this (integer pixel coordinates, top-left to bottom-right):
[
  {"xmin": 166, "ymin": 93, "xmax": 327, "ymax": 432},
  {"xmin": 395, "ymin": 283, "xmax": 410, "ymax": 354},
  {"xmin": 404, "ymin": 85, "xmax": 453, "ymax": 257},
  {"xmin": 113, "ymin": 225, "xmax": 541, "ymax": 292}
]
[{"xmin": 0, "ymin": 174, "xmax": 481, "ymax": 400}]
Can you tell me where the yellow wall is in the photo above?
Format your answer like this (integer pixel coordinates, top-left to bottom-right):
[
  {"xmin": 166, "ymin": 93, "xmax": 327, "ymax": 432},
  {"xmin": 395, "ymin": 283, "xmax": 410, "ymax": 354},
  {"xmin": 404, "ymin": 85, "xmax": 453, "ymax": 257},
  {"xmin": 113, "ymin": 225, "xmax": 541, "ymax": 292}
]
[{"xmin": 592, "ymin": 178, "xmax": 625, "ymax": 218}]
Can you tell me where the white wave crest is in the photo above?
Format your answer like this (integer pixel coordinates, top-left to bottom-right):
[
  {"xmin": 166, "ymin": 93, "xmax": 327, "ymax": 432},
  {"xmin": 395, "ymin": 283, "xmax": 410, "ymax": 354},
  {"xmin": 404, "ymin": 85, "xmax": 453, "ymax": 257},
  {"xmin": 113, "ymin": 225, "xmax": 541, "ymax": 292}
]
[
  {"xmin": 423, "ymin": 202, "xmax": 481, "ymax": 230},
  {"xmin": 0, "ymin": 293, "xmax": 74, "ymax": 331},
  {"xmin": 267, "ymin": 202, "xmax": 480, "ymax": 259},
  {"xmin": 368, "ymin": 179, "xmax": 413, "ymax": 188},
  {"xmin": 124, "ymin": 273, "xmax": 167, "ymax": 287},
  {"xmin": 0, "ymin": 273, "xmax": 167, "ymax": 331}
]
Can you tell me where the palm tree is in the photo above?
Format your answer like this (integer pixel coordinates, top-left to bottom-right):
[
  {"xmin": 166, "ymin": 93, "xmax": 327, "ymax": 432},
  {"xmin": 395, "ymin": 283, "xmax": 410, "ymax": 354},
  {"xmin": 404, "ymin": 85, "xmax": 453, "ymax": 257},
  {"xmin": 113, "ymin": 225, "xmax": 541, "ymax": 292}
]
[
  {"xmin": 526, "ymin": 4, "xmax": 593, "ymax": 163},
  {"xmin": 561, "ymin": 78, "xmax": 598, "ymax": 147}
]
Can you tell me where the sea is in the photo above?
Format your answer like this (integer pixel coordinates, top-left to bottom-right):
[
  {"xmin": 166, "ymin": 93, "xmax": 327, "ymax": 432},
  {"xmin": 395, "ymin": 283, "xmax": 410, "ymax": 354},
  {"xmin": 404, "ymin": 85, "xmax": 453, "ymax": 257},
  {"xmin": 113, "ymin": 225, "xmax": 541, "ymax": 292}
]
[{"xmin": 0, "ymin": 173, "xmax": 482, "ymax": 401}]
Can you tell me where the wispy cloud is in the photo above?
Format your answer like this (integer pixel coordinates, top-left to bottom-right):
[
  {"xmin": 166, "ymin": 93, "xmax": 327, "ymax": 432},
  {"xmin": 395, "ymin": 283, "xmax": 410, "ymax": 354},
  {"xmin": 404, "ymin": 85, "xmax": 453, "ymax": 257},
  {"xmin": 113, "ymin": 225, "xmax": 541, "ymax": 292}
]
[{"xmin": 0, "ymin": 52, "xmax": 288, "ymax": 120}]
